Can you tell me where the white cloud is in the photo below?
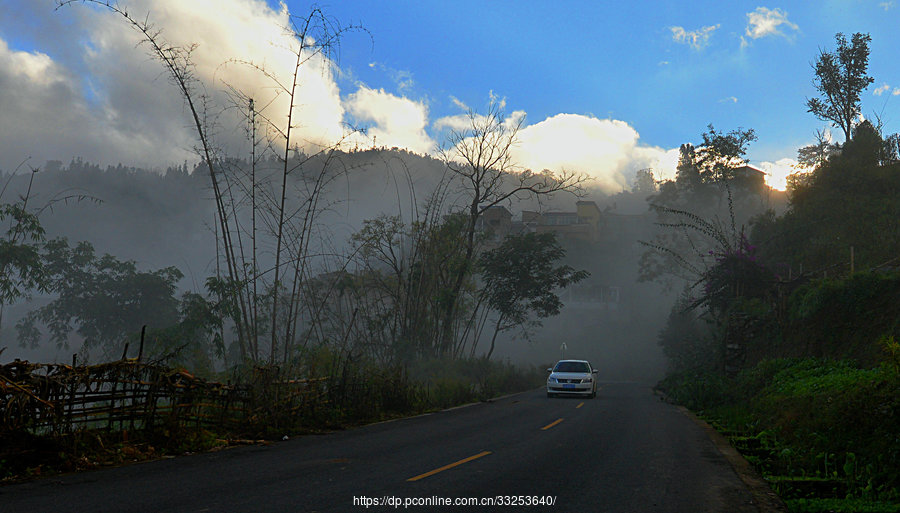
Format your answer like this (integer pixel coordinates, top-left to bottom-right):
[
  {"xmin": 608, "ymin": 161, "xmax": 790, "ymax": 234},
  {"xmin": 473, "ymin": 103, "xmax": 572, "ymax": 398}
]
[
  {"xmin": 510, "ymin": 114, "xmax": 677, "ymax": 194},
  {"xmin": 873, "ymin": 83, "xmax": 900, "ymax": 96},
  {"xmin": 345, "ymin": 86, "xmax": 435, "ymax": 154},
  {"xmin": 742, "ymin": 7, "xmax": 799, "ymax": 47},
  {"xmin": 449, "ymin": 96, "xmax": 470, "ymax": 111},
  {"xmin": 756, "ymin": 158, "xmax": 798, "ymax": 191},
  {"xmin": 0, "ymin": 0, "xmax": 437, "ymax": 172},
  {"xmin": 433, "ymin": 112, "xmax": 474, "ymax": 133},
  {"xmin": 436, "ymin": 109, "xmax": 678, "ymax": 194},
  {"xmin": 432, "ymin": 94, "xmax": 524, "ymax": 136},
  {"xmin": 2, "ymin": 41, "xmax": 56, "ymax": 85},
  {"xmin": 0, "ymin": 2, "xmax": 683, "ymax": 198},
  {"xmin": 670, "ymin": 25, "xmax": 720, "ymax": 50},
  {"xmin": 367, "ymin": 61, "xmax": 416, "ymax": 92},
  {"xmin": 880, "ymin": 1, "xmax": 895, "ymax": 10},
  {"xmin": 719, "ymin": 96, "xmax": 739, "ymax": 103},
  {"xmin": 0, "ymin": 34, "xmax": 186, "ymax": 172}
]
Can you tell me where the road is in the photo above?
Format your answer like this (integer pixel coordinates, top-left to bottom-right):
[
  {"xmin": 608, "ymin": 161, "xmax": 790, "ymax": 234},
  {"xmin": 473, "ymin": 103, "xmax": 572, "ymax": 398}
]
[{"xmin": 0, "ymin": 383, "xmax": 767, "ymax": 512}]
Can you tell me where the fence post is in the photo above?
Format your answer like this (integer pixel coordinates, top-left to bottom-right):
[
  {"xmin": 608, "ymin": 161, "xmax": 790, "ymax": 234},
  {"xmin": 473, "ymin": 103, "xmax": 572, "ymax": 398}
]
[
  {"xmin": 138, "ymin": 325, "xmax": 146, "ymax": 362},
  {"xmin": 67, "ymin": 354, "xmax": 77, "ymax": 435}
]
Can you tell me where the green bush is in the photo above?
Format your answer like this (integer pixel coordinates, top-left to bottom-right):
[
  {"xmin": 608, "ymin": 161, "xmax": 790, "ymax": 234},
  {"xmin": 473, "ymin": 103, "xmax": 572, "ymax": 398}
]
[
  {"xmin": 657, "ymin": 368, "xmax": 734, "ymax": 411},
  {"xmin": 662, "ymin": 357, "xmax": 900, "ymax": 503},
  {"xmin": 785, "ymin": 272, "xmax": 900, "ymax": 363},
  {"xmin": 786, "ymin": 498, "xmax": 900, "ymax": 513},
  {"xmin": 408, "ymin": 357, "xmax": 544, "ymax": 406}
]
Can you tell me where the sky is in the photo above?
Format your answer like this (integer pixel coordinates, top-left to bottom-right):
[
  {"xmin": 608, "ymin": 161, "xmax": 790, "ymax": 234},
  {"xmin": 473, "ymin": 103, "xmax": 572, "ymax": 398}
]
[{"xmin": 2, "ymin": 1, "xmax": 900, "ymax": 192}]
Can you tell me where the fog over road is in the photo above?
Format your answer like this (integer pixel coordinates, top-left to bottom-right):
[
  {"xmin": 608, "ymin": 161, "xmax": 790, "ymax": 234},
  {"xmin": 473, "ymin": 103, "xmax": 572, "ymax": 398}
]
[{"xmin": 1, "ymin": 383, "xmax": 764, "ymax": 512}]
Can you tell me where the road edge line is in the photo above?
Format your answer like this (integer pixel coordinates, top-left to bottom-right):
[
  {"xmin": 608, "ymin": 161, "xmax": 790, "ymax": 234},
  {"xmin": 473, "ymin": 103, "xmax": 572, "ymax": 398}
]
[
  {"xmin": 366, "ymin": 388, "xmax": 534, "ymax": 427},
  {"xmin": 440, "ymin": 388, "xmax": 534, "ymax": 412}
]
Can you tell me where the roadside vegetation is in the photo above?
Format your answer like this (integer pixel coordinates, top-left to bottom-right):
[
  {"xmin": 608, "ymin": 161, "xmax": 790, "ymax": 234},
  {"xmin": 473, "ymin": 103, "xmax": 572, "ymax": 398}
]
[
  {"xmin": 649, "ymin": 32, "xmax": 900, "ymax": 512},
  {"xmin": 0, "ymin": 356, "xmax": 545, "ymax": 482},
  {"xmin": 660, "ymin": 356, "xmax": 900, "ymax": 512}
]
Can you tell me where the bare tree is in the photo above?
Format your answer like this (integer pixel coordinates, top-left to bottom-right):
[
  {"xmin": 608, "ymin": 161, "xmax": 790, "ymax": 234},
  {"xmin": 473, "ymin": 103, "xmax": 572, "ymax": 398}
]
[
  {"xmin": 59, "ymin": 1, "xmax": 365, "ymax": 365},
  {"xmin": 437, "ymin": 96, "xmax": 586, "ymax": 355},
  {"xmin": 58, "ymin": 0, "xmax": 252, "ymax": 355}
]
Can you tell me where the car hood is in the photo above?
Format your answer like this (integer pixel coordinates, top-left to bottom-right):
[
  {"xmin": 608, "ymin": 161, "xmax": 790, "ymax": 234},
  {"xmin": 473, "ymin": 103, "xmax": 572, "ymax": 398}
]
[{"xmin": 549, "ymin": 372, "xmax": 591, "ymax": 379}]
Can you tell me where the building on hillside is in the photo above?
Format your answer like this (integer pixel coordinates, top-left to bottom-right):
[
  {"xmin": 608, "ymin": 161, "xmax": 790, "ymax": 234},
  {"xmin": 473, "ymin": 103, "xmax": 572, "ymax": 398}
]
[
  {"xmin": 731, "ymin": 165, "xmax": 767, "ymax": 193},
  {"xmin": 522, "ymin": 200, "xmax": 603, "ymax": 242},
  {"xmin": 476, "ymin": 200, "xmax": 651, "ymax": 245},
  {"xmin": 474, "ymin": 205, "xmax": 514, "ymax": 245},
  {"xmin": 474, "ymin": 199, "xmax": 651, "ymax": 322}
]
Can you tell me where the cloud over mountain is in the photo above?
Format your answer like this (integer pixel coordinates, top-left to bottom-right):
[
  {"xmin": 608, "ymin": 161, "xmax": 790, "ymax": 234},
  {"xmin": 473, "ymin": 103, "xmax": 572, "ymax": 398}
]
[
  {"xmin": 1, "ymin": 0, "xmax": 679, "ymax": 197},
  {"xmin": 511, "ymin": 114, "xmax": 677, "ymax": 194}
]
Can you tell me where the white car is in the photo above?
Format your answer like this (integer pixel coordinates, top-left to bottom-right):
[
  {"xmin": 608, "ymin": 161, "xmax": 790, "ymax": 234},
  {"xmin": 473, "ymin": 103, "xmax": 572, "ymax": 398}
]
[{"xmin": 546, "ymin": 359, "xmax": 598, "ymax": 398}]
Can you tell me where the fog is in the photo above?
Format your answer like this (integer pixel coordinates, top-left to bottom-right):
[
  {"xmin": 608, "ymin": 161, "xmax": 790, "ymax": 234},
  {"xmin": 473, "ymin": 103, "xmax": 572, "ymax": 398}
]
[
  {"xmin": 487, "ymin": 195, "xmax": 672, "ymax": 383},
  {"xmin": 0, "ymin": 149, "xmax": 685, "ymax": 383},
  {"xmin": 1, "ymin": 2, "xmax": 781, "ymax": 382}
]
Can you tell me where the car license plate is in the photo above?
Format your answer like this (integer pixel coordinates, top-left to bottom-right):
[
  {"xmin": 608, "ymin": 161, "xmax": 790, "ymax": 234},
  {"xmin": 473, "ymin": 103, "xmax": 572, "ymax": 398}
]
[{"xmin": 563, "ymin": 384, "xmax": 575, "ymax": 389}]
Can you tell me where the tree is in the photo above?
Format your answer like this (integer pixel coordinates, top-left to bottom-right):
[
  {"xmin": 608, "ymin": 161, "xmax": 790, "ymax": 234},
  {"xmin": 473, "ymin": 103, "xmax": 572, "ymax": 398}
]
[
  {"xmin": 641, "ymin": 125, "xmax": 762, "ymax": 289},
  {"xmin": 139, "ymin": 291, "xmax": 225, "ymax": 374},
  {"xmin": 806, "ymin": 32, "xmax": 874, "ymax": 145},
  {"xmin": 58, "ymin": 0, "xmax": 243, "ymax": 356},
  {"xmin": 17, "ymin": 239, "xmax": 182, "ymax": 358},
  {"xmin": 0, "ymin": 165, "xmax": 96, "ymax": 336},
  {"xmin": 0, "ymin": 199, "xmax": 46, "ymax": 335},
  {"xmin": 60, "ymin": 1, "xmax": 365, "ymax": 365},
  {"xmin": 754, "ymin": 121, "xmax": 900, "ymax": 274},
  {"xmin": 438, "ymin": 96, "xmax": 586, "ymax": 355},
  {"xmin": 477, "ymin": 232, "xmax": 588, "ymax": 359},
  {"xmin": 694, "ymin": 232, "xmax": 773, "ymax": 317},
  {"xmin": 842, "ymin": 120, "xmax": 883, "ymax": 166},
  {"xmin": 695, "ymin": 125, "xmax": 757, "ymax": 183},
  {"xmin": 796, "ymin": 128, "xmax": 836, "ymax": 170},
  {"xmin": 674, "ymin": 143, "xmax": 701, "ymax": 190},
  {"xmin": 349, "ymin": 208, "xmax": 477, "ymax": 361},
  {"xmin": 667, "ymin": 125, "xmax": 757, "ymax": 196},
  {"xmin": 657, "ymin": 290, "xmax": 714, "ymax": 372},
  {"xmin": 632, "ymin": 168, "xmax": 657, "ymax": 195}
]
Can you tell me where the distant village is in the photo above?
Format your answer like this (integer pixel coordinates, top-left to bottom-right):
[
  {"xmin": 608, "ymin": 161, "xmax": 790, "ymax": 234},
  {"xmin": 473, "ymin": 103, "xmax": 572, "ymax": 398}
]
[
  {"xmin": 475, "ymin": 198, "xmax": 649, "ymax": 318},
  {"xmin": 474, "ymin": 164, "xmax": 769, "ymax": 318}
]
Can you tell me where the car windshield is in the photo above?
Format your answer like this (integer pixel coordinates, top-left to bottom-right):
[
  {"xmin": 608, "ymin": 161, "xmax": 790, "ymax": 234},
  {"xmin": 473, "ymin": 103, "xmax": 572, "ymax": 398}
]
[{"xmin": 554, "ymin": 361, "xmax": 590, "ymax": 373}]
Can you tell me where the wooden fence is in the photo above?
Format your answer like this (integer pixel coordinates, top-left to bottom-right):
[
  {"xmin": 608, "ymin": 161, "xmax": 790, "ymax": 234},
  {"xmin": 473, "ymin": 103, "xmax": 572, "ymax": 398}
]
[{"xmin": 0, "ymin": 358, "xmax": 330, "ymax": 437}]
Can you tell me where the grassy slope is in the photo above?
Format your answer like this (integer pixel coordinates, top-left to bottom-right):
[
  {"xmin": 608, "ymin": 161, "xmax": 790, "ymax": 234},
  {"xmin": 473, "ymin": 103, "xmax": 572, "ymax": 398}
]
[{"xmin": 659, "ymin": 359, "xmax": 900, "ymax": 512}]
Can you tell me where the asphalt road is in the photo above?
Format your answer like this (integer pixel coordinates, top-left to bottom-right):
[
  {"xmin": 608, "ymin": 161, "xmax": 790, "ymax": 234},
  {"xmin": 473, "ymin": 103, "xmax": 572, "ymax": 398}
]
[{"xmin": 0, "ymin": 382, "xmax": 764, "ymax": 512}]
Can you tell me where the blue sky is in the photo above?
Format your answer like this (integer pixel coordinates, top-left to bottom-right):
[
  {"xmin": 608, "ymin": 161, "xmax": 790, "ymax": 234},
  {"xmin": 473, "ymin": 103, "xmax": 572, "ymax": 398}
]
[{"xmin": 2, "ymin": 1, "xmax": 900, "ymax": 190}]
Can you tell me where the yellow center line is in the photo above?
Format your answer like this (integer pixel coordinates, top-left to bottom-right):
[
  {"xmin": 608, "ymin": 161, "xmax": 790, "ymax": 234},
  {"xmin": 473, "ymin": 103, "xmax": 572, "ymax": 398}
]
[
  {"xmin": 576, "ymin": 402, "xmax": 584, "ymax": 409},
  {"xmin": 407, "ymin": 451, "xmax": 492, "ymax": 482},
  {"xmin": 541, "ymin": 418, "xmax": 564, "ymax": 430}
]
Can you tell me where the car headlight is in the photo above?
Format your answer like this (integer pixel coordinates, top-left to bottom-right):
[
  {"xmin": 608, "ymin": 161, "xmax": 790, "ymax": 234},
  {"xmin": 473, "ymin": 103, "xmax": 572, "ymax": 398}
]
[
  {"xmin": 548, "ymin": 377, "xmax": 557, "ymax": 383},
  {"xmin": 583, "ymin": 377, "xmax": 592, "ymax": 383}
]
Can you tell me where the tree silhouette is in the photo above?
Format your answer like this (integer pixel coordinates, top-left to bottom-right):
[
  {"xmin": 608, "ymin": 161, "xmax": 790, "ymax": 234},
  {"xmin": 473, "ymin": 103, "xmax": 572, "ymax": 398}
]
[{"xmin": 806, "ymin": 32, "xmax": 874, "ymax": 145}]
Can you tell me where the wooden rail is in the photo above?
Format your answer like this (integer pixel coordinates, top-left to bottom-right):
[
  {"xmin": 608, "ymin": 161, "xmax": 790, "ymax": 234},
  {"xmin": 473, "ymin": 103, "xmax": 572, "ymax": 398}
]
[{"xmin": 0, "ymin": 359, "xmax": 329, "ymax": 437}]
